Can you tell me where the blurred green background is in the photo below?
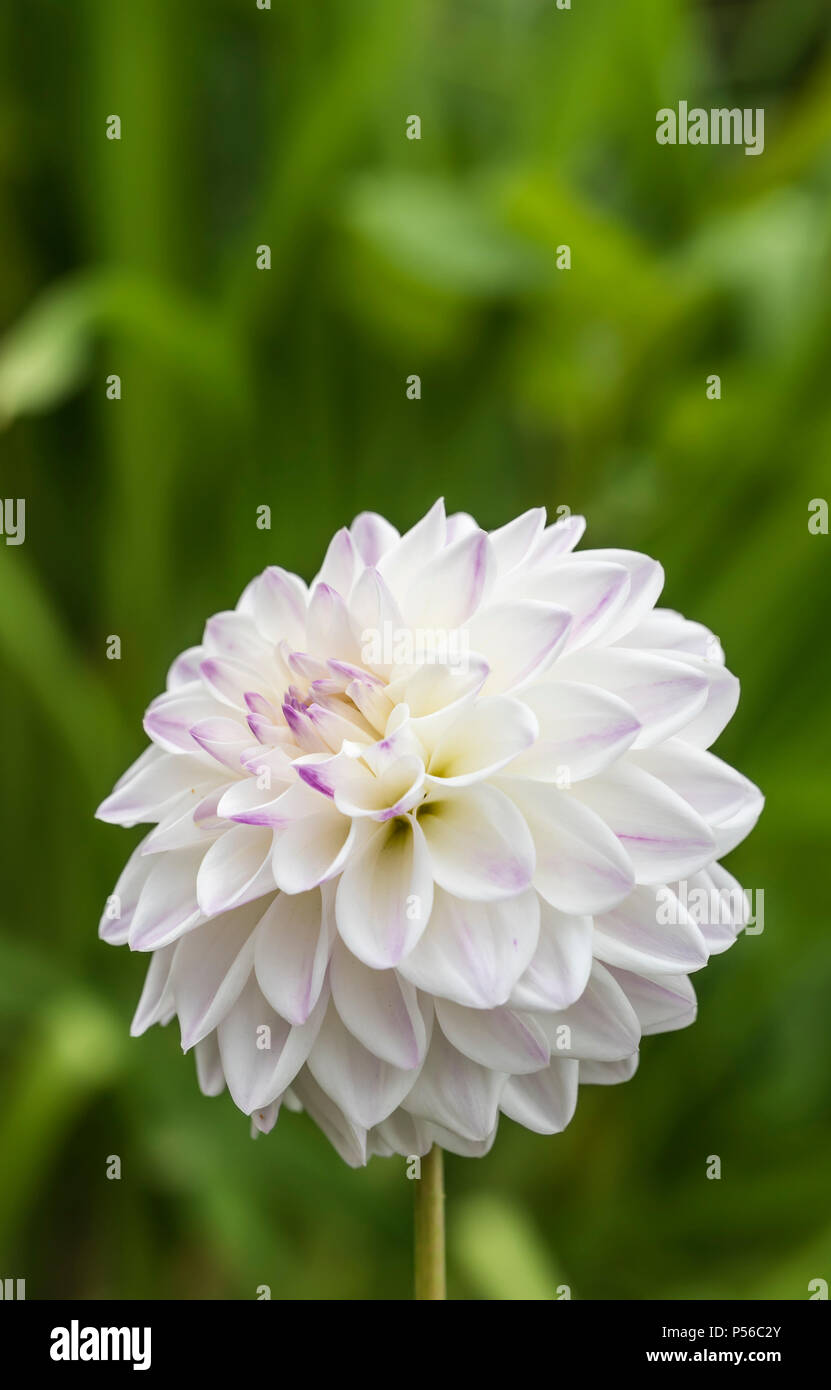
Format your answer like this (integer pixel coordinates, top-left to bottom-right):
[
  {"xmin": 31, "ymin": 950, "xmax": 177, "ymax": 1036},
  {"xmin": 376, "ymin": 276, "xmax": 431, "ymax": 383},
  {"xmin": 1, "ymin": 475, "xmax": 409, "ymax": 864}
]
[{"xmin": 1, "ymin": 0, "xmax": 830, "ymax": 1300}]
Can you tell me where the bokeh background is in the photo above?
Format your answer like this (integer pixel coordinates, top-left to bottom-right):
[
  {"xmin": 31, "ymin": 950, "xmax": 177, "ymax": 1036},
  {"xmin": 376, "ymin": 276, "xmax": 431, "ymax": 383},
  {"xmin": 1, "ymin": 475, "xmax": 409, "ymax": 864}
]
[{"xmin": 1, "ymin": 0, "xmax": 830, "ymax": 1300}]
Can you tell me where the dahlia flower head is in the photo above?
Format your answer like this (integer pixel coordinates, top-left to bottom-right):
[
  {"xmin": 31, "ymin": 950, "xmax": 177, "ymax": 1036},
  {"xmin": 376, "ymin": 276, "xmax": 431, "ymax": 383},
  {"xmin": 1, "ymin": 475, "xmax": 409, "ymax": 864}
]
[{"xmin": 98, "ymin": 501, "xmax": 762, "ymax": 1165}]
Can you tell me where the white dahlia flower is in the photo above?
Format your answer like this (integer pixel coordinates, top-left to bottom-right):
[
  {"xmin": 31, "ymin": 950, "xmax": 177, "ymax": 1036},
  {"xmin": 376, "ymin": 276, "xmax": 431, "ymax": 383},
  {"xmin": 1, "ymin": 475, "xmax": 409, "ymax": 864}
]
[{"xmin": 97, "ymin": 501, "xmax": 762, "ymax": 1166}]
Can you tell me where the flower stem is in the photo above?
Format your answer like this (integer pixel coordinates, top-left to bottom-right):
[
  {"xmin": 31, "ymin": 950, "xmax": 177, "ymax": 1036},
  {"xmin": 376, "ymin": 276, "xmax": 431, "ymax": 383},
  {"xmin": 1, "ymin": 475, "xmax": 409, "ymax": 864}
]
[{"xmin": 414, "ymin": 1144, "xmax": 446, "ymax": 1300}]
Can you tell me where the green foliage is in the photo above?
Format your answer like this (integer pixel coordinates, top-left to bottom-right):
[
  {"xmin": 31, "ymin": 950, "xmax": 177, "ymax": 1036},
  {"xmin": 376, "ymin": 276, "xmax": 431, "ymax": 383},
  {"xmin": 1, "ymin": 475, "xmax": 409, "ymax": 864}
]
[{"xmin": 0, "ymin": 0, "xmax": 829, "ymax": 1299}]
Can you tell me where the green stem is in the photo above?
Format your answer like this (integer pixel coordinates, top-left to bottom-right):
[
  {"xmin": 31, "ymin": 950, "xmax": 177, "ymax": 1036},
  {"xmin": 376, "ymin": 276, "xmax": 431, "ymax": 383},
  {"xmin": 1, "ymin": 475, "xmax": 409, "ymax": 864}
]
[{"xmin": 414, "ymin": 1144, "xmax": 446, "ymax": 1300}]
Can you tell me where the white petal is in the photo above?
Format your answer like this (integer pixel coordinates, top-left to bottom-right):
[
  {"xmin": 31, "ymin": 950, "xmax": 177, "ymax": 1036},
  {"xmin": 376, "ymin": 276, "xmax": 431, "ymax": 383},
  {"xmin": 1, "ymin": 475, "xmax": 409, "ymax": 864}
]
[
  {"xmin": 426, "ymin": 695, "xmax": 538, "ymax": 785},
  {"xmin": 575, "ymin": 548, "xmax": 664, "ymax": 645},
  {"xmin": 520, "ymin": 559, "xmax": 631, "ymax": 652},
  {"xmin": 313, "ymin": 526, "xmax": 357, "ymax": 596},
  {"xmin": 290, "ymin": 1068, "xmax": 367, "ymax": 1167},
  {"xmin": 271, "ymin": 803, "xmax": 355, "ymax": 894},
  {"xmin": 141, "ymin": 791, "xmax": 224, "ymax": 854},
  {"xmin": 99, "ymin": 839, "xmax": 154, "ymax": 944},
  {"xmin": 466, "ymin": 600, "xmax": 571, "ymax": 694},
  {"xmin": 203, "ymin": 609, "xmax": 282, "ymax": 667},
  {"xmin": 628, "ymin": 739, "xmax": 759, "ymax": 824},
  {"xmin": 615, "ymin": 606, "xmax": 716, "ymax": 657},
  {"xmin": 710, "ymin": 783, "xmax": 764, "ymax": 857},
  {"xmin": 435, "ymin": 998, "xmax": 549, "ymax": 1074},
  {"xmin": 608, "ymin": 966, "xmax": 697, "ymax": 1035},
  {"xmin": 377, "ymin": 498, "xmax": 447, "ymax": 599},
  {"xmin": 500, "ymin": 1057, "xmax": 579, "ymax": 1133},
  {"xmin": 389, "ymin": 658, "xmax": 489, "ymax": 750},
  {"xmin": 672, "ymin": 656, "xmax": 740, "ymax": 748},
  {"xmin": 535, "ymin": 962, "xmax": 642, "ymax": 1061},
  {"xmin": 508, "ymin": 899, "xmax": 593, "ymax": 1011},
  {"xmin": 305, "ymin": 583, "xmax": 361, "ymax": 663},
  {"xmin": 130, "ymin": 945, "xmax": 176, "ymax": 1036},
  {"xmin": 129, "ymin": 847, "xmax": 206, "ymax": 951},
  {"xmin": 335, "ymin": 816, "xmax": 433, "ymax": 967},
  {"xmin": 489, "ymin": 507, "xmax": 546, "ymax": 574},
  {"xmin": 166, "ymin": 646, "xmax": 205, "ymax": 690},
  {"xmin": 254, "ymin": 886, "xmax": 333, "ymax": 1024},
  {"xmin": 97, "ymin": 752, "xmax": 217, "ymax": 826},
  {"xmin": 593, "ymin": 883, "xmax": 708, "ymax": 975},
  {"xmin": 190, "ymin": 716, "xmax": 255, "ymax": 771},
  {"xmin": 525, "ymin": 514, "xmax": 586, "ymax": 566},
  {"xmin": 172, "ymin": 899, "xmax": 264, "ymax": 1049},
  {"xmin": 350, "ymin": 511, "xmax": 400, "ymax": 567},
  {"xmin": 419, "ymin": 784, "xmax": 535, "ymax": 900},
  {"xmin": 398, "ymin": 887, "xmax": 540, "ymax": 1009},
  {"xmin": 550, "ymin": 648, "xmax": 709, "ymax": 748},
  {"xmin": 672, "ymin": 865, "xmax": 751, "ymax": 954},
  {"xmin": 252, "ymin": 566, "xmax": 308, "ymax": 648},
  {"xmin": 403, "ymin": 1025, "xmax": 506, "ymax": 1142},
  {"xmin": 370, "ymin": 1109, "xmax": 431, "ymax": 1158},
  {"xmin": 196, "ymin": 825, "xmax": 276, "ymax": 915},
  {"xmin": 445, "ymin": 510, "xmax": 480, "ymax": 542},
  {"xmin": 498, "ymin": 778, "xmax": 635, "ymax": 915},
  {"xmin": 403, "ymin": 529, "xmax": 494, "ymax": 629},
  {"xmin": 217, "ymin": 975, "xmax": 326, "ymax": 1113},
  {"xmin": 143, "ymin": 687, "xmax": 229, "ymax": 755},
  {"xmin": 579, "ymin": 1053, "xmax": 639, "ymax": 1085},
  {"xmin": 421, "ymin": 1121, "xmax": 498, "ymax": 1158},
  {"xmin": 194, "ymin": 1033, "xmax": 226, "ymax": 1096},
  {"xmin": 507, "ymin": 681, "xmax": 640, "ymax": 782},
  {"xmin": 330, "ymin": 940, "xmax": 428, "ymax": 1068},
  {"xmin": 199, "ymin": 656, "xmax": 271, "ymax": 712},
  {"xmin": 306, "ymin": 1005, "xmax": 416, "ymax": 1129},
  {"xmin": 569, "ymin": 762, "xmax": 716, "ymax": 883}
]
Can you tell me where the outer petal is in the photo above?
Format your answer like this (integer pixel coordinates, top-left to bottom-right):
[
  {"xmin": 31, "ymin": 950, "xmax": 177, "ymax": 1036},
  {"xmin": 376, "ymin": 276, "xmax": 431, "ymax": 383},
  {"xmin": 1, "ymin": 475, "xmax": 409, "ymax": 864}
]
[
  {"xmin": 569, "ymin": 763, "xmax": 716, "ymax": 883},
  {"xmin": 549, "ymin": 648, "xmax": 709, "ymax": 748},
  {"xmin": 194, "ymin": 1033, "xmax": 226, "ymax": 1096},
  {"xmin": 350, "ymin": 511, "xmax": 400, "ymax": 567},
  {"xmin": 507, "ymin": 681, "xmax": 640, "ymax": 783},
  {"xmin": 608, "ymin": 967, "xmax": 697, "ymax": 1035},
  {"xmin": 329, "ymin": 940, "xmax": 428, "ymax": 1069},
  {"xmin": 290, "ymin": 1069, "xmax": 368, "ymax": 1168},
  {"xmin": 500, "ymin": 1057, "xmax": 579, "ymax": 1133},
  {"xmin": 306, "ymin": 1006, "xmax": 417, "ymax": 1129},
  {"xmin": 254, "ymin": 887, "xmax": 333, "ymax": 1024},
  {"xmin": 489, "ymin": 507, "xmax": 546, "ymax": 575},
  {"xmin": 97, "ymin": 752, "xmax": 218, "ymax": 826},
  {"xmin": 398, "ymin": 887, "xmax": 540, "ymax": 1009},
  {"xmin": 508, "ymin": 899, "xmax": 593, "ymax": 1011},
  {"xmin": 498, "ymin": 778, "xmax": 635, "ymax": 915},
  {"xmin": 402, "ymin": 529, "xmax": 495, "ymax": 630},
  {"xmin": 403, "ymin": 1025, "xmax": 506, "ymax": 1142},
  {"xmin": 128, "ymin": 846, "xmax": 206, "ymax": 951},
  {"xmin": 435, "ymin": 998, "xmax": 550, "ymax": 1074},
  {"xmin": 131, "ymin": 944, "xmax": 176, "ymax": 1036},
  {"xmin": 217, "ymin": 975, "xmax": 326, "ymax": 1113},
  {"xmin": 172, "ymin": 898, "xmax": 265, "ymax": 1049},
  {"xmin": 535, "ymin": 962, "xmax": 642, "ymax": 1062},
  {"xmin": 579, "ymin": 1053, "xmax": 639, "ymax": 1085},
  {"xmin": 466, "ymin": 600, "xmax": 572, "ymax": 695},
  {"xmin": 628, "ymin": 739, "xmax": 760, "ymax": 826},
  {"xmin": 593, "ymin": 883, "xmax": 708, "ymax": 976},
  {"xmin": 196, "ymin": 825, "xmax": 276, "ymax": 915},
  {"xmin": 575, "ymin": 548, "xmax": 664, "ymax": 646}
]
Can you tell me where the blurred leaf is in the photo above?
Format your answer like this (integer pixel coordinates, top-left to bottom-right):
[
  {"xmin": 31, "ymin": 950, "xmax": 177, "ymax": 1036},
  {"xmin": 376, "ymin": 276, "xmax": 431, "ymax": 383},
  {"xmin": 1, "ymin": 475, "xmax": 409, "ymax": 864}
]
[{"xmin": 453, "ymin": 1192, "xmax": 562, "ymax": 1300}]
